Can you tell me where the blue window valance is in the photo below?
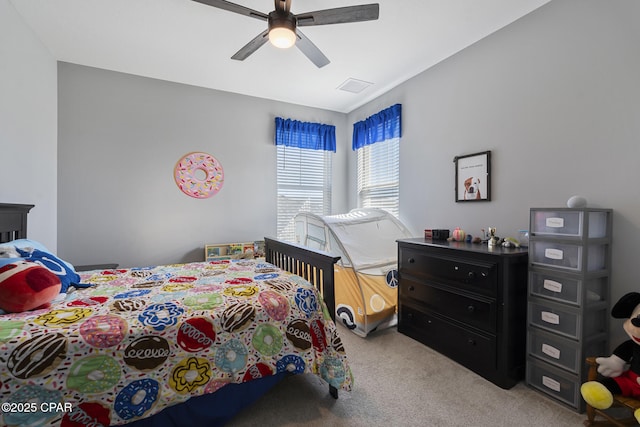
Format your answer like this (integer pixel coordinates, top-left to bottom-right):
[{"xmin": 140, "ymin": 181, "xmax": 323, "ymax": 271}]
[
  {"xmin": 352, "ymin": 103, "xmax": 402, "ymax": 150},
  {"xmin": 275, "ymin": 117, "xmax": 336, "ymax": 152}
]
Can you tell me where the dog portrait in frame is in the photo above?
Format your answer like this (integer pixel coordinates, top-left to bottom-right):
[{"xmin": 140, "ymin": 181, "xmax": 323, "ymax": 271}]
[{"xmin": 454, "ymin": 151, "xmax": 491, "ymax": 202}]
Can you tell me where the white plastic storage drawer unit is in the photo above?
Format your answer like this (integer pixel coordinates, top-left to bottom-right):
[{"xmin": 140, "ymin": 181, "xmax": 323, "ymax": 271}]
[
  {"xmin": 527, "ymin": 357, "xmax": 582, "ymax": 408},
  {"xmin": 527, "ymin": 327, "xmax": 607, "ymax": 374},
  {"xmin": 529, "ymin": 240, "xmax": 607, "ymax": 272},
  {"xmin": 530, "ymin": 210, "xmax": 609, "ymax": 238},
  {"xmin": 529, "ymin": 270, "xmax": 607, "ymax": 307},
  {"xmin": 526, "ymin": 207, "xmax": 612, "ymax": 412},
  {"xmin": 528, "ymin": 300, "xmax": 607, "ymax": 340}
]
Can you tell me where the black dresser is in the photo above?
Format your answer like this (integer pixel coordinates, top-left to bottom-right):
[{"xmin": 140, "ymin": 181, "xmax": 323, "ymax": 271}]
[{"xmin": 397, "ymin": 238, "xmax": 529, "ymax": 389}]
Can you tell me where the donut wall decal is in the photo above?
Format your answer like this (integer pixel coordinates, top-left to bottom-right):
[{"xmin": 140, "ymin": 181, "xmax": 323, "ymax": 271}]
[{"xmin": 174, "ymin": 152, "xmax": 224, "ymax": 199}]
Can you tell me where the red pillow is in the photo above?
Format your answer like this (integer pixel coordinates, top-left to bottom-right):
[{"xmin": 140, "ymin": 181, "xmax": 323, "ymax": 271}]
[{"xmin": 0, "ymin": 261, "xmax": 62, "ymax": 313}]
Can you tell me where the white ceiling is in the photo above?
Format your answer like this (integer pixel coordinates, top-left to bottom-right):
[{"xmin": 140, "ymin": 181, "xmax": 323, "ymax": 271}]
[{"xmin": 10, "ymin": 0, "xmax": 551, "ymax": 113}]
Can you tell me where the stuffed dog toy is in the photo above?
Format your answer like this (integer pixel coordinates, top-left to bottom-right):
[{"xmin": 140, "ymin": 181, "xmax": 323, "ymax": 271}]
[
  {"xmin": 581, "ymin": 292, "xmax": 640, "ymax": 422},
  {"xmin": 463, "ymin": 177, "xmax": 481, "ymax": 200}
]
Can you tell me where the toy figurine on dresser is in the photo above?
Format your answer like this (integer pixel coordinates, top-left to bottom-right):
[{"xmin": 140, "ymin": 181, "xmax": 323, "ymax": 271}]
[
  {"xmin": 581, "ymin": 292, "xmax": 640, "ymax": 422},
  {"xmin": 487, "ymin": 227, "xmax": 499, "ymax": 247}
]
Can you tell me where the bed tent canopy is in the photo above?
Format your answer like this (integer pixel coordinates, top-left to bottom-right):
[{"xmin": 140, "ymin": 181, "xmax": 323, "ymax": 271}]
[{"xmin": 294, "ymin": 208, "xmax": 412, "ymax": 337}]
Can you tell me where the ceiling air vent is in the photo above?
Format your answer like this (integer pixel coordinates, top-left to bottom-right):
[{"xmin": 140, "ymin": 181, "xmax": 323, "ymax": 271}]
[{"xmin": 337, "ymin": 78, "xmax": 373, "ymax": 94}]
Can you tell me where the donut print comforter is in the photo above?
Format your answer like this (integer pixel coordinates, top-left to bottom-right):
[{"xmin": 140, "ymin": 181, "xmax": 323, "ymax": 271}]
[{"xmin": 0, "ymin": 259, "xmax": 353, "ymax": 427}]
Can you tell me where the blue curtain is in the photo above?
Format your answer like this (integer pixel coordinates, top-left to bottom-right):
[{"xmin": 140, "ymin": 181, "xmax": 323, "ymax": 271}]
[
  {"xmin": 352, "ymin": 103, "xmax": 402, "ymax": 150},
  {"xmin": 275, "ymin": 117, "xmax": 336, "ymax": 152}
]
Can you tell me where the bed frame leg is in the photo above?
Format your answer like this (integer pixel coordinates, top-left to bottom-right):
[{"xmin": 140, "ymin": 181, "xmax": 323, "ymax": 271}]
[{"xmin": 329, "ymin": 385, "xmax": 338, "ymax": 399}]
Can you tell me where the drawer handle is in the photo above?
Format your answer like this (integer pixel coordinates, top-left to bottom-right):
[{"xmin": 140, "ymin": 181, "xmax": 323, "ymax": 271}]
[
  {"xmin": 467, "ymin": 271, "xmax": 476, "ymax": 279},
  {"xmin": 467, "ymin": 305, "xmax": 475, "ymax": 313},
  {"xmin": 408, "ymin": 285, "xmax": 415, "ymax": 292},
  {"xmin": 467, "ymin": 339, "xmax": 476, "ymax": 346},
  {"xmin": 408, "ymin": 258, "xmax": 415, "ymax": 264}
]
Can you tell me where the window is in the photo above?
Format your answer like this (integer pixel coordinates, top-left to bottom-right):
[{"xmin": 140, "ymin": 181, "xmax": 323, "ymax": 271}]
[
  {"xmin": 276, "ymin": 146, "xmax": 332, "ymax": 241},
  {"xmin": 353, "ymin": 104, "xmax": 401, "ymax": 218},
  {"xmin": 275, "ymin": 118, "xmax": 335, "ymax": 242},
  {"xmin": 357, "ymin": 137, "xmax": 399, "ymax": 216}
]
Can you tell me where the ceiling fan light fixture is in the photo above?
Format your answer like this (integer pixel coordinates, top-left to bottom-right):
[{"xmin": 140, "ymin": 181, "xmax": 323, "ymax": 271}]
[
  {"xmin": 198, "ymin": 0, "xmax": 380, "ymax": 67},
  {"xmin": 268, "ymin": 11, "xmax": 297, "ymax": 49},
  {"xmin": 269, "ymin": 27, "xmax": 296, "ymax": 49}
]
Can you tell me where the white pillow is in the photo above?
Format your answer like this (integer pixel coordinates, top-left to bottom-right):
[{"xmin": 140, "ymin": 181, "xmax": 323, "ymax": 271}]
[{"xmin": 0, "ymin": 239, "xmax": 74, "ymax": 271}]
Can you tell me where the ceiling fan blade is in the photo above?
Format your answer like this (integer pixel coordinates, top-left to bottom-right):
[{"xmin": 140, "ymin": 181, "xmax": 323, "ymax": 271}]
[
  {"xmin": 296, "ymin": 4, "xmax": 379, "ymax": 27},
  {"xmin": 191, "ymin": 0, "xmax": 268, "ymax": 21},
  {"xmin": 295, "ymin": 30, "xmax": 330, "ymax": 68},
  {"xmin": 231, "ymin": 29, "xmax": 270, "ymax": 61}
]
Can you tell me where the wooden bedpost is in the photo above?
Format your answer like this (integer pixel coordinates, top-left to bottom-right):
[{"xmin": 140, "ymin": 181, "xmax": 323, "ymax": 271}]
[{"xmin": 0, "ymin": 203, "xmax": 34, "ymax": 243}]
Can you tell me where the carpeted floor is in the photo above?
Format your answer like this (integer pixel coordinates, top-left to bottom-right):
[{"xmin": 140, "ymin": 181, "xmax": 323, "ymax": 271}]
[{"xmin": 227, "ymin": 324, "xmax": 587, "ymax": 426}]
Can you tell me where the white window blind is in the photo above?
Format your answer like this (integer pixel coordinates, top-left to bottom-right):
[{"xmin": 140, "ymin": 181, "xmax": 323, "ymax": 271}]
[
  {"xmin": 357, "ymin": 137, "xmax": 399, "ymax": 217},
  {"xmin": 277, "ymin": 145, "xmax": 332, "ymax": 242}
]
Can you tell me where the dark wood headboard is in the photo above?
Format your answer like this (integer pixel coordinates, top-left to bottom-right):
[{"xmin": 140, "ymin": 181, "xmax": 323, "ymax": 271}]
[{"xmin": 0, "ymin": 203, "xmax": 34, "ymax": 243}]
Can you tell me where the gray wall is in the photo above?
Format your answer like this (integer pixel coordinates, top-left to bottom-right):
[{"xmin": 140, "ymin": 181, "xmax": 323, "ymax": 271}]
[
  {"xmin": 0, "ymin": 0, "xmax": 58, "ymax": 250},
  {"xmin": 7, "ymin": 0, "xmax": 639, "ymax": 346},
  {"xmin": 57, "ymin": 64, "xmax": 348, "ymax": 268},
  {"xmin": 347, "ymin": 0, "xmax": 639, "ymax": 345}
]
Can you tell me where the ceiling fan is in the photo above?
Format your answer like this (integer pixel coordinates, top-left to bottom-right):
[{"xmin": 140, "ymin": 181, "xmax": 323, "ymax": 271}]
[{"xmin": 192, "ymin": 0, "xmax": 380, "ymax": 68}]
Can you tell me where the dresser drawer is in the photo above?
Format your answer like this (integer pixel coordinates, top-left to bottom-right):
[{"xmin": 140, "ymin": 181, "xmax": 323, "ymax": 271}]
[
  {"xmin": 400, "ymin": 278, "xmax": 496, "ymax": 333},
  {"xmin": 526, "ymin": 357, "xmax": 582, "ymax": 409},
  {"xmin": 399, "ymin": 247, "xmax": 497, "ymax": 296},
  {"xmin": 528, "ymin": 299, "xmax": 607, "ymax": 339},
  {"xmin": 529, "ymin": 270, "xmax": 607, "ymax": 307},
  {"xmin": 399, "ymin": 304, "xmax": 496, "ymax": 378},
  {"xmin": 527, "ymin": 328, "xmax": 607, "ymax": 374}
]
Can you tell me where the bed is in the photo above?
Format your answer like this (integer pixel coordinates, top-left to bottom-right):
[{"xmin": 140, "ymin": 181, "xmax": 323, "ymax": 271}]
[{"xmin": 0, "ymin": 203, "xmax": 350, "ymax": 427}]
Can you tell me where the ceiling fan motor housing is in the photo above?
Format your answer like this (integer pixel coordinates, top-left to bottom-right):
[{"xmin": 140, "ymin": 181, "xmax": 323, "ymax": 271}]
[{"xmin": 268, "ymin": 10, "xmax": 297, "ymax": 34}]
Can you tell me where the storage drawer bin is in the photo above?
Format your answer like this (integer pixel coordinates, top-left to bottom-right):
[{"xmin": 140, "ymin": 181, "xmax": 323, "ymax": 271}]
[
  {"xmin": 529, "ymin": 271, "xmax": 608, "ymax": 307},
  {"xmin": 531, "ymin": 210, "xmax": 609, "ymax": 238},
  {"xmin": 528, "ymin": 300, "xmax": 607, "ymax": 339},
  {"xmin": 527, "ymin": 328, "xmax": 607, "ymax": 374},
  {"xmin": 526, "ymin": 357, "xmax": 581, "ymax": 409},
  {"xmin": 530, "ymin": 241, "xmax": 607, "ymax": 272}
]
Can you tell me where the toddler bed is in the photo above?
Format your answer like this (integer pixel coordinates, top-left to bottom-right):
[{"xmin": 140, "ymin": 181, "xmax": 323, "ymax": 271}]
[
  {"xmin": 294, "ymin": 209, "xmax": 412, "ymax": 337},
  {"xmin": 0, "ymin": 203, "xmax": 349, "ymax": 427}
]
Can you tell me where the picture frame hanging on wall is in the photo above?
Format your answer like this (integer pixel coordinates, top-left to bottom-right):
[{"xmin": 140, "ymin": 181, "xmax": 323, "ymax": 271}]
[{"xmin": 454, "ymin": 150, "xmax": 491, "ymax": 202}]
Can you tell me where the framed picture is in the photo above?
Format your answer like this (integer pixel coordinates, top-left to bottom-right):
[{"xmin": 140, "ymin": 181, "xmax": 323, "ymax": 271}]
[{"xmin": 454, "ymin": 151, "xmax": 491, "ymax": 202}]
